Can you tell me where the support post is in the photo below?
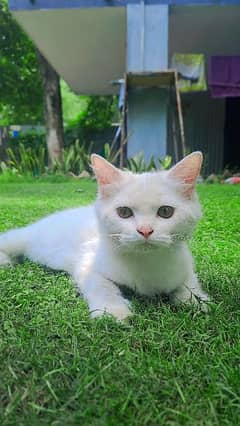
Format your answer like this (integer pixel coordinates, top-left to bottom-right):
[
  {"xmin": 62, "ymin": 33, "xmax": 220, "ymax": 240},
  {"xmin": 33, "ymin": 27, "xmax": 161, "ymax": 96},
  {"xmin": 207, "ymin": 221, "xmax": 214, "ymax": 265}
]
[{"xmin": 126, "ymin": 3, "xmax": 169, "ymax": 162}]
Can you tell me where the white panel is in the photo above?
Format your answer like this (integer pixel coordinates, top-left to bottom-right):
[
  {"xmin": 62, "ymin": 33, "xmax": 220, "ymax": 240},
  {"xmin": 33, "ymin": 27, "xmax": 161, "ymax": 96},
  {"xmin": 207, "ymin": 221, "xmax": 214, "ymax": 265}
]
[{"xmin": 13, "ymin": 8, "xmax": 126, "ymax": 95}]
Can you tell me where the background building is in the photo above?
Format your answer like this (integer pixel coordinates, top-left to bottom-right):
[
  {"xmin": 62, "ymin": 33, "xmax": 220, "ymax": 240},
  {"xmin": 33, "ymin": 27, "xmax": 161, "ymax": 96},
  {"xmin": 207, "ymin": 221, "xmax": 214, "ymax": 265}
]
[{"xmin": 10, "ymin": 0, "xmax": 240, "ymax": 174}]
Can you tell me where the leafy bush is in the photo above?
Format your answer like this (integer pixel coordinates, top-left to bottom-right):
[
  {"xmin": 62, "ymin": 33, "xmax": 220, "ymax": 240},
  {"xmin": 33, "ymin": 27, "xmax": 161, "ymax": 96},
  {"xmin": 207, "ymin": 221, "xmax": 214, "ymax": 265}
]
[
  {"xmin": 158, "ymin": 155, "xmax": 172, "ymax": 170},
  {"xmin": 0, "ymin": 161, "xmax": 20, "ymax": 178},
  {"xmin": 126, "ymin": 152, "xmax": 172, "ymax": 173},
  {"xmin": 53, "ymin": 140, "xmax": 93, "ymax": 175},
  {"xmin": 102, "ymin": 142, "xmax": 122, "ymax": 165},
  {"xmin": 0, "ymin": 134, "xmax": 172, "ymax": 177},
  {"xmin": 0, "ymin": 139, "xmax": 93, "ymax": 177},
  {"xmin": 67, "ymin": 96, "xmax": 118, "ymax": 131},
  {"xmin": 3, "ymin": 143, "xmax": 46, "ymax": 176},
  {"xmin": 7, "ymin": 131, "xmax": 46, "ymax": 151}
]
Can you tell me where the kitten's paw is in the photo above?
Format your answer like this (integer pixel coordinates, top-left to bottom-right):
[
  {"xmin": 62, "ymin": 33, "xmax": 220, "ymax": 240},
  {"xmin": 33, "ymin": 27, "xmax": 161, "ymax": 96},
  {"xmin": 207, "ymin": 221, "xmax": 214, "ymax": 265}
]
[
  {"xmin": 186, "ymin": 294, "xmax": 210, "ymax": 313},
  {"xmin": 0, "ymin": 252, "xmax": 11, "ymax": 267},
  {"xmin": 90, "ymin": 302, "xmax": 132, "ymax": 321},
  {"xmin": 171, "ymin": 287, "xmax": 211, "ymax": 312}
]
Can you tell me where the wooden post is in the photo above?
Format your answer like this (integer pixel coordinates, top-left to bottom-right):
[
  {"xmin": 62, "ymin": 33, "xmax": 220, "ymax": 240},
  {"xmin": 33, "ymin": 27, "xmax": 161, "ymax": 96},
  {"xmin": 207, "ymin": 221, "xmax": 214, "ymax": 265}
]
[
  {"xmin": 174, "ymin": 70, "xmax": 186, "ymax": 158},
  {"xmin": 119, "ymin": 76, "xmax": 127, "ymax": 169}
]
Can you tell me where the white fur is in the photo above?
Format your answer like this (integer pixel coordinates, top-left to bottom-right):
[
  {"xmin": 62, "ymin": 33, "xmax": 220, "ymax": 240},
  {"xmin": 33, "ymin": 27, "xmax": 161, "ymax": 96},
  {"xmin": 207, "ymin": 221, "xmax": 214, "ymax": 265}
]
[{"xmin": 0, "ymin": 154, "xmax": 209, "ymax": 320}]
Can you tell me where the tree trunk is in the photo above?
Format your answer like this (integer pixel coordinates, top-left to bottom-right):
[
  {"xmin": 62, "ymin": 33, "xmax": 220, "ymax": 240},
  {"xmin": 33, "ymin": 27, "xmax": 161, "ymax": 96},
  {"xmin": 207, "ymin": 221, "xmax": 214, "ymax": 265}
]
[
  {"xmin": 0, "ymin": 126, "xmax": 9, "ymax": 161},
  {"xmin": 36, "ymin": 49, "xmax": 64, "ymax": 168}
]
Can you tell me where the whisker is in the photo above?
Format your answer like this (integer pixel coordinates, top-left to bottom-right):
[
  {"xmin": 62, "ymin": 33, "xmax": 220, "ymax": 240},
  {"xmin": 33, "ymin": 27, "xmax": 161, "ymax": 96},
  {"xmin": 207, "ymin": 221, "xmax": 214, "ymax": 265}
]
[
  {"xmin": 107, "ymin": 232, "xmax": 188, "ymax": 250},
  {"xmin": 170, "ymin": 233, "xmax": 188, "ymax": 242}
]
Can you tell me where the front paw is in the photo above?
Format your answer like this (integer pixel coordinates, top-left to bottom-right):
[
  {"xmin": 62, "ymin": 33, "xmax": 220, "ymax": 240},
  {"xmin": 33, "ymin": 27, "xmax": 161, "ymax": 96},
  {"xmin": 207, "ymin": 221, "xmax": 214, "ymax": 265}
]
[
  {"xmin": 90, "ymin": 301, "xmax": 132, "ymax": 321},
  {"xmin": 187, "ymin": 293, "xmax": 210, "ymax": 312},
  {"xmin": 0, "ymin": 252, "xmax": 11, "ymax": 267},
  {"xmin": 171, "ymin": 287, "xmax": 210, "ymax": 312}
]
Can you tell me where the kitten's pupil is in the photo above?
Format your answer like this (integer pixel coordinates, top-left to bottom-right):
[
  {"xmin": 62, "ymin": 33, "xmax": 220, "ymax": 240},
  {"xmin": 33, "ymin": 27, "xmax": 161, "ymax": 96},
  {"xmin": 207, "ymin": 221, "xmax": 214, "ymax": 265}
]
[
  {"xmin": 157, "ymin": 206, "xmax": 174, "ymax": 219},
  {"xmin": 117, "ymin": 207, "xmax": 133, "ymax": 219}
]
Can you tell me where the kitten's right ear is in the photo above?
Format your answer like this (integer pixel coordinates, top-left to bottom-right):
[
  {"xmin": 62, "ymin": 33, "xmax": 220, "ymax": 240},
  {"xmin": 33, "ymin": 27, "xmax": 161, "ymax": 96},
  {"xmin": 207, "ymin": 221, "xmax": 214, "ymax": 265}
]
[
  {"xmin": 91, "ymin": 154, "xmax": 122, "ymax": 192},
  {"xmin": 167, "ymin": 151, "xmax": 203, "ymax": 198}
]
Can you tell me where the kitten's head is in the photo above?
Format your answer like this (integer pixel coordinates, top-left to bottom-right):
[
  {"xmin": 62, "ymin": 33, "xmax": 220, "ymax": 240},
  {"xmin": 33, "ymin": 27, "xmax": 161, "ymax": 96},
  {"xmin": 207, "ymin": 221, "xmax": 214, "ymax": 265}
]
[{"xmin": 91, "ymin": 152, "xmax": 203, "ymax": 251}]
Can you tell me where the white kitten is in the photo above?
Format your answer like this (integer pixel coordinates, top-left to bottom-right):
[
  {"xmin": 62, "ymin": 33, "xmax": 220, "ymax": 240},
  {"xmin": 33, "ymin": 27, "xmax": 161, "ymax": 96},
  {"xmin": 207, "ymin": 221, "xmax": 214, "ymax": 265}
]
[{"xmin": 0, "ymin": 152, "xmax": 209, "ymax": 320}]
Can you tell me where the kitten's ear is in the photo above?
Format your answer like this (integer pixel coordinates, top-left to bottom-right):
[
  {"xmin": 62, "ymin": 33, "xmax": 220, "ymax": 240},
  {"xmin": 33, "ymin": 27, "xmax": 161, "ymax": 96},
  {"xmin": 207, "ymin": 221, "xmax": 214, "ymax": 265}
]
[
  {"xmin": 168, "ymin": 152, "xmax": 203, "ymax": 198},
  {"xmin": 91, "ymin": 154, "xmax": 122, "ymax": 189}
]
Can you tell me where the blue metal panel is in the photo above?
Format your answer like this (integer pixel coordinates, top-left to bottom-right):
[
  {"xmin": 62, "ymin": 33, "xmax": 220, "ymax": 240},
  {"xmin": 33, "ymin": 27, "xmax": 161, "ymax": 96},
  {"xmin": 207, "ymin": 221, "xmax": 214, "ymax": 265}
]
[
  {"xmin": 144, "ymin": 5, "xmax": 168, "ymax": 71},
  {"xmin": 127, "ymin": 4, "xmax": 168, "ymax": 71},
  {"xmin": 9, "ymin": 0, "xmax": 240, "ymax": 11},
  {"xmin": 127, "ymin": 89, "xmax": 169, "ymax": 161},
  {"xmin": 126, "ymin": 4, "xmax": 169, "ymax": 161},
  {"xmin": 127, "ymin": 5, "xmax": 142, "ymax": 72}
]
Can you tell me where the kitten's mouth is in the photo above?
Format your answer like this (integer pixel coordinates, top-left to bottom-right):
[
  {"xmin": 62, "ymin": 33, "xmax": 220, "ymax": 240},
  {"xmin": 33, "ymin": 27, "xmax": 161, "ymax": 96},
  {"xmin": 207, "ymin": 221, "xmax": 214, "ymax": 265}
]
[
  {"xmin": 143, "ymin": 239, "xmax": 172, "ymax": 248},
  {"xmin": 137, "ymin": 240, "xmax": 160, "ymax": 250},
  {"xmin": 119, "ymin": 238, "xmax": 172, "ymax": 251}
]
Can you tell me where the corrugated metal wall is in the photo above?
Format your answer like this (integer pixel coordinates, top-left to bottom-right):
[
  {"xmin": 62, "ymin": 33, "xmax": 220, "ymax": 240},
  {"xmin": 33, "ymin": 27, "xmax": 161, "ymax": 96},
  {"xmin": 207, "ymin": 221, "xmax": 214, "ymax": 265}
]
[{"xmin": 168, "ymin": 91, "xmax": 225, "ymax": 175}]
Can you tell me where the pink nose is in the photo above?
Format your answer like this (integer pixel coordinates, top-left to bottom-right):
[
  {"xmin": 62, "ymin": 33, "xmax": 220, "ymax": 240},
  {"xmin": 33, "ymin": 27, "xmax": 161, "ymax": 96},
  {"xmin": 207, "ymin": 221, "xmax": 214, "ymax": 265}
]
[{"xmin": 137, "ymin": 226, "xmax": 154, "ymax": 239}]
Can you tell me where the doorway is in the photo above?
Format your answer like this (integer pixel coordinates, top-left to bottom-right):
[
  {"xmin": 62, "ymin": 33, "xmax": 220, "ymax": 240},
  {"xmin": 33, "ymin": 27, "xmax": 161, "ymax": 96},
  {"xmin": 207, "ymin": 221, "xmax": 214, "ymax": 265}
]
[{"xmin": 224, "ymin": 98, "xmax": 240, "ymax": 170}]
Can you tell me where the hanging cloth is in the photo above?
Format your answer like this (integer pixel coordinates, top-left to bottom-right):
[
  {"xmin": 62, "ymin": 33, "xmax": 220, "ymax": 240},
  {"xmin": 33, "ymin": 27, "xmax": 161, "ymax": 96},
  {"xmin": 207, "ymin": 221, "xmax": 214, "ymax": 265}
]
[
  {"xmin": 171, "ymin": 53, "xmax": 207, "ymax": 93},
  {"xmin": 208, "ymin": 56, "xmax": 240, "ymax": 98}
]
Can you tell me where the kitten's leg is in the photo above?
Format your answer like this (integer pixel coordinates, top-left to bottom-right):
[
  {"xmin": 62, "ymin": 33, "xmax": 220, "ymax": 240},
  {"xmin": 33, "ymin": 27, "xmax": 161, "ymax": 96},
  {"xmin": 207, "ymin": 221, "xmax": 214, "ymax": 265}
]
[
  {"xmin": 74, "ymin": 268, "xmax": 132, "ymax": 320},
  {"xmin": 0, "ymin": 251, "xmax": 12, "ymax": 266},
  {"xmin": 0, "ymin": 228, "xmax": 28, "ymax": 266},
  {"xmin": 170, "ymin": 273, "xmax": 210, "ymax": 311}
]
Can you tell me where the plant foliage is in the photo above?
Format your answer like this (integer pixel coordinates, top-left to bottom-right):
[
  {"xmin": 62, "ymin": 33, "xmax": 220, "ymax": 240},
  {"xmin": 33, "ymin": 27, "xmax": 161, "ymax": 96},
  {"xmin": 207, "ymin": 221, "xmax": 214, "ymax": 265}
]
[
  {"xmin": 0, "ymin": 1, "xmax": 43, "ymax": 125},
  {"xmin": 126, "ymin": 151, "xmax": 172, "ymax": 173},
  {"xmin": 0, "ymin": 139, "xmax": 93, "ymax": 177},
  {"xmin": 54, "ymin": 140, "xmax": 93, "ymax": 175},
  {"xmin": 2, "ymin": 143, "xmax": 46, "ymax": 176}
]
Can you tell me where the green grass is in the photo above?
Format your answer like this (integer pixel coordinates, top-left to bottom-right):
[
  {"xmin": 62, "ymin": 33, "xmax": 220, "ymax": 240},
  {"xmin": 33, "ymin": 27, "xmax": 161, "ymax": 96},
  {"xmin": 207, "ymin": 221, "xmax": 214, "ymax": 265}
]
[{"xmin": 0, "ymin": 181, "xmax": 240, "ymax": 425}]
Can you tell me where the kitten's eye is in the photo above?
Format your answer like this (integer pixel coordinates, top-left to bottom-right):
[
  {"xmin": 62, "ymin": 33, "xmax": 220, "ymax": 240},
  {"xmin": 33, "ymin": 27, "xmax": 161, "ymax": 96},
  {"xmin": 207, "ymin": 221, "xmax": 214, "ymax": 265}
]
[
  {"xmin": 157, "ymin": 205, "xmax": 174, "ymax": 219},
  {"xmin": 116, "ymin": 207, "xmax": 134, "ymax": 219}
]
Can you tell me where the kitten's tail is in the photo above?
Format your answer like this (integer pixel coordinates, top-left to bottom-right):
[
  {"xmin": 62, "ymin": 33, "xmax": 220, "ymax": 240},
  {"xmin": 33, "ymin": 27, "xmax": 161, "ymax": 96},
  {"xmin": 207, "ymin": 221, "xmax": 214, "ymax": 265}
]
[{"xmin": 0, "ymin": 227, "xmax": 30, "ymax": 265}]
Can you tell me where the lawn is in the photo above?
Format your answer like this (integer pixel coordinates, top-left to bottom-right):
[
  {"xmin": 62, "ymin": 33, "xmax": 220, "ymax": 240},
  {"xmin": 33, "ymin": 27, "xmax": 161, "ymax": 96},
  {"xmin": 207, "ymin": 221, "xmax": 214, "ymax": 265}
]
[{"xmin": 0, "ymin": 180, "xmax": 240, "ymax": 425}]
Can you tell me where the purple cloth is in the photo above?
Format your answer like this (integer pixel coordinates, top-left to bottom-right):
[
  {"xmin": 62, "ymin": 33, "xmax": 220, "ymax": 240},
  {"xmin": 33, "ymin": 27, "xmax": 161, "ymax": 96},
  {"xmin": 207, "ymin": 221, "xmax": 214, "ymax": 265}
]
[{"xmin": 208, "ymin": 56, "xmax": 240, "ymax": 98}]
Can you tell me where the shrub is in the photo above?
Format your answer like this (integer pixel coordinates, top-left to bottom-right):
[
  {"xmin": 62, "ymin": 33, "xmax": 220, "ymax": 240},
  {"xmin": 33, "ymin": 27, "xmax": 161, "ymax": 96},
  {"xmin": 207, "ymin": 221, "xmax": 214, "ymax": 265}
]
[
  {"xmin": 0, "ymin": 138, "xmax": 95, "ymax": 177},
  {"xmin": 126, "ymin": 152, "xmax": 172, "ymax": 173},
  {"xmin": 3, "ymin": 143, "xmax": 46, "ymax": 176},
  {"xmin": 53, "ymin": 140, "xmax": 93, "ymax": 175}
]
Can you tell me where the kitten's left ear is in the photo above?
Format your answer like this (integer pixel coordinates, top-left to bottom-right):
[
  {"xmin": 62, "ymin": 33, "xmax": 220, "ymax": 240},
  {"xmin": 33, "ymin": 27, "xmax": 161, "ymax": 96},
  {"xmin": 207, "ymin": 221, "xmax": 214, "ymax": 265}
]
[
  {"xmin": 168, "ymin": 151, "xmax": 203, "ymax": 198},
  {"xmin": 91, "ymin": 154, "xmax": 123, "ymax": 190}
]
